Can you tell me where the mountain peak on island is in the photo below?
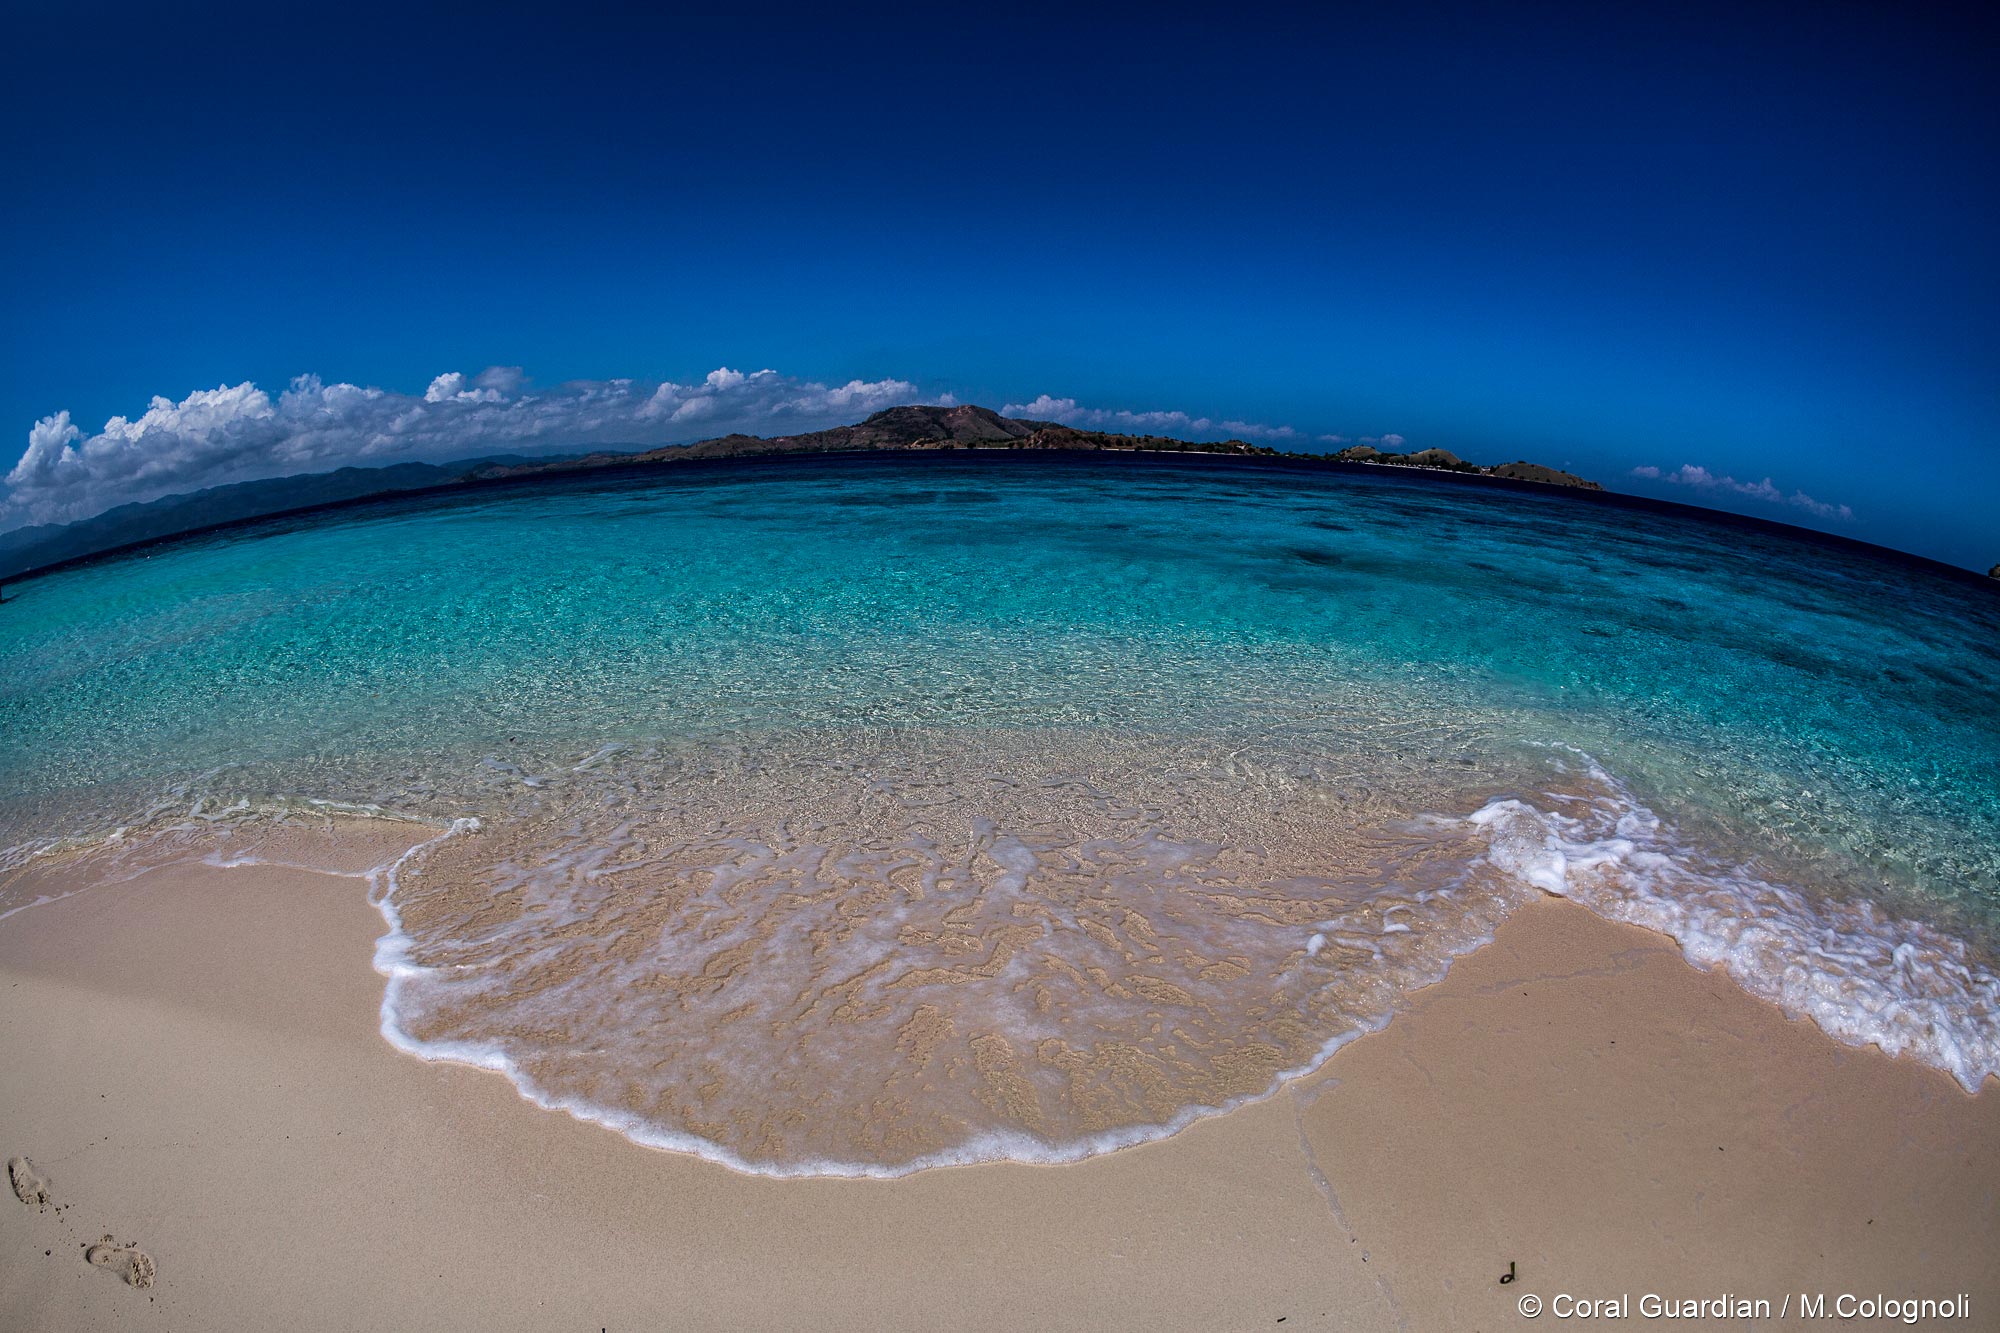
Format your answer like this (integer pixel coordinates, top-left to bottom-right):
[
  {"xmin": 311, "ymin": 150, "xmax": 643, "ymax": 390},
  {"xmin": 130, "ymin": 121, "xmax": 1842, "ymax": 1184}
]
[
  {"xmin": 858, "ymin": 404, "xmax": 1033, "ymax": 441},
  {"xmin": 845, "ymin": 404, "xmax": 1038, "ymax": 446}
]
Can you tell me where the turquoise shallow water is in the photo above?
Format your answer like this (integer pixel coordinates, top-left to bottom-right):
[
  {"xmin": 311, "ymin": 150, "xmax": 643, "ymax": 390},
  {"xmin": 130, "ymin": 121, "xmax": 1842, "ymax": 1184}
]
[{"xmin": 3, "ymin": 454, "xmax": 1996, "ymax": 1169}]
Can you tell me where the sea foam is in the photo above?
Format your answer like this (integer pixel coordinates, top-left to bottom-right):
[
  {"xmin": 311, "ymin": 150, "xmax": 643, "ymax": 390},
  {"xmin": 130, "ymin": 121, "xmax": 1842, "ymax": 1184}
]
[
  {"xmin": 1468, "ymin": 762, "xmax": 2000, "ymax": 1092},
  {"xmin": 352, "ymin": 733, "xmax": 1999, "ymax": 1178},
  {"xmin": 4, "ymin": 739, "xmax": 1994, "ymax": 1180},
  {"xmin": 359, "ymin": 733, "xmax": 1535, "ymax": 1176}
]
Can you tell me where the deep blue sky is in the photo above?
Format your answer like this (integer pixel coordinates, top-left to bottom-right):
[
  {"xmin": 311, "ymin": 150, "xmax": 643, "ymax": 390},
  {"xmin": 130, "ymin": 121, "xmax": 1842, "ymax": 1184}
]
[{"xmin": 4, "ymin": 1, "xmax": 1995, "ymax": 567}]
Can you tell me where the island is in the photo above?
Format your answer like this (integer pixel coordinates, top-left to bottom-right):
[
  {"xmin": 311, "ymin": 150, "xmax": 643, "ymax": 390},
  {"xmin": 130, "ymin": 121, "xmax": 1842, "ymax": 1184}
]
[{"xmin": 463, "ymin": 404, "xmax": 1604, "ymax": 492}]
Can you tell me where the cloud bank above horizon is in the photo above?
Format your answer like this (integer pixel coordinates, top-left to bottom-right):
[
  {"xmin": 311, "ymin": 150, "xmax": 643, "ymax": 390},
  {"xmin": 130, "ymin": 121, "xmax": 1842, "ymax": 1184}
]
[
  {"xmin": 1002, "ymin": 394, "xmax": 1304, "ymax": 442},
  {"xmin": 1001, "ymin": 394, "xmax": 1408, "ymax": 450},
  {"xmin": 4, "ymin": 369, "xmax": 1862, "ymax": 542},
  {"xmin": 4, "ymin": 372, "xmax": 1374, "ymax": 534},
  {"xmin": 1630, "ymin": 463, "xmax": 1855, "ymax": 521},
  {"xmin": 2, "ymin": 368, "xmax": 931, "ymax": 531}
]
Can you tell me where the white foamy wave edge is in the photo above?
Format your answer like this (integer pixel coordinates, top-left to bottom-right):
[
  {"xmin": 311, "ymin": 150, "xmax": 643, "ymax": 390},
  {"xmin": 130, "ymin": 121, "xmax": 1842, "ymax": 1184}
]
[
  {"xmin": 1471, "ymin": 760, "xmax": 2000, "ymax": 1093},
  {"xmin": 366, "ymin": 761, "xmax": 1999, "ymax": 1179},
  {"xmin": 363, "ymin": 818, "xmax": 1515, "ymax": 1179}
]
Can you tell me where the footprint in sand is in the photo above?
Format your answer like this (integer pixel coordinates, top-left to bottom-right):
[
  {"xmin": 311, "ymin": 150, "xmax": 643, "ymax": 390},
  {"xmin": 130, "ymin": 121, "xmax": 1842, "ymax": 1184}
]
[
  {"xmin": 86, "ymin": 1237, "xmax": 156, "ymax": 1289},
  {"xmin": 7, "ymin": 1156, "xmax": 51, "ymax": 1212}
]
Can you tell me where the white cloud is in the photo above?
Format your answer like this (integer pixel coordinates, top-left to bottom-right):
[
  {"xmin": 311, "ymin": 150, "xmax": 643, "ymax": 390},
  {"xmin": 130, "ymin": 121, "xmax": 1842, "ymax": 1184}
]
[
  {"xmin": 820, "ymin": 377, "xmax": 920, "ymax": 412},
  {"xmin": 423, "ymin": 366, "xmax": 527, "ymax": 405},
  {"xmin": 6, "ymin": 411, "xmax": 83, "ymax": 489},
  {"xmin": 3, "ymin": 366, "xmax": 933, "ymax": 531},
  {"xmin": 1631, "ymin": 463, "xmax": 1854, "ymax": 521},
  {"xmin": 1000, "ymin": 393, "xmax": 1306, "ymax": 442},
  {"xmin": 425, "ymin": 372, "xmax": 470, "ymax": 403}
]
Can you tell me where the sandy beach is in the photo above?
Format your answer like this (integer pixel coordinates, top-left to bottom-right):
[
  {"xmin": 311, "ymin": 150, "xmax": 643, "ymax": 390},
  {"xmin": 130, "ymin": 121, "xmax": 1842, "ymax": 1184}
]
[
  {"xmin": 10, "ymin": 2, "xmax": 1998, "ymax": 1329},
  {"xmin": 1, "ymin": 824, "xmax": 1993, "ymax": 1331}
]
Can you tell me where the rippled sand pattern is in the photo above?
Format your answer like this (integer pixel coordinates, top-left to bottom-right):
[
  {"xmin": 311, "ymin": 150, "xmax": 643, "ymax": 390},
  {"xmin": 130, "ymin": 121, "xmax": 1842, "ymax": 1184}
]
[{"xmin": 383, "ymin": 733, "xmax": 1529, "ymax": 1173}]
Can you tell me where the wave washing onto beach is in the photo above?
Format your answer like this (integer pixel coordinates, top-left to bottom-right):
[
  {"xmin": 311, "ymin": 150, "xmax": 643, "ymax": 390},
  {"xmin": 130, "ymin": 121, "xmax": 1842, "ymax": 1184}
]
[
  {"xmin": 4, "ymin": 730, "xmax": 1994, "ymax": 1175},
  {"xmin": 0, "ymin": 787, "xmax": 436, "ymax": 923},
  {"xmin": 1471, "ymin": 758, "xmax": 2000, "ymax": 1093},
  {"xmin": 348, "ymin": 735, "xmax": 1996, "ymax": 1176},
  {"xmin": 359, "ymin": 731, "xmax": 1532, "ymax": 1176}
]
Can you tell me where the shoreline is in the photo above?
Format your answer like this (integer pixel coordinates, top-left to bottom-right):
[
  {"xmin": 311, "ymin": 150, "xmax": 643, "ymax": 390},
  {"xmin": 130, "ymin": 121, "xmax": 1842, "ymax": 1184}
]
[{"xmin": 2, "ymin": 827, "xmax": 1994, "ymax": 1329}]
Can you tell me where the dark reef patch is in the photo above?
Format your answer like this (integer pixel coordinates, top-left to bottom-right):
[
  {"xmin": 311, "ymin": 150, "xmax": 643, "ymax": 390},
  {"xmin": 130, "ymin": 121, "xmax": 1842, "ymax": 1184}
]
[
  {"xmin": 832, "ymin": 491, "xmax": 939, "ymax": 507},
  {"xmin": 1283, "ymin": 545, "xmax": 1345, "ymax": 569}
]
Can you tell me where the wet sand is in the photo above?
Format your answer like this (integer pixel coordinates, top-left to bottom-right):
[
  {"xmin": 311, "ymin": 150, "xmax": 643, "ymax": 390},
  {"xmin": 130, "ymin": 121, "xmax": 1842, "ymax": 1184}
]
[{"xmin": 1, "ymin": 828, "xmax": 1993, "ymax": 1330}]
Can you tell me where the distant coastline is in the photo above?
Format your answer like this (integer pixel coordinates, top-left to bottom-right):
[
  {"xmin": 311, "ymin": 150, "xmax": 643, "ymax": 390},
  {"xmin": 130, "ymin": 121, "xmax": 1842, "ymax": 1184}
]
[
  {"xmin": 1, "ymin": 405, "xmax": 1991, "ymax": 591},
  {"xmin": 0, "ymin": 404, "xmax": 1600, "ymax": 584},
  {"xmin": 454, "ymin": 403, "xmax": 1605, "ymax": 493}
]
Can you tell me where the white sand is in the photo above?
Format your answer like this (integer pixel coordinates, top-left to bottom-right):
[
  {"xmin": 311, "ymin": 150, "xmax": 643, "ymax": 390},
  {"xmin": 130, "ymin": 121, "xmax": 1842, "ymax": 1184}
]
[{"xmin": 1, "ymin": 834, "xmax": 1992, "ymax": 1329}]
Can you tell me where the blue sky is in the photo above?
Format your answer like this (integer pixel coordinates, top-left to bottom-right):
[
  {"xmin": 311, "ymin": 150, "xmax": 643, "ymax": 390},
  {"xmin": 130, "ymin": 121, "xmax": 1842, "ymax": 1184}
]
[{"xmin": 4, "ymin": 2, "xmax": 1995, "ymax": 567}]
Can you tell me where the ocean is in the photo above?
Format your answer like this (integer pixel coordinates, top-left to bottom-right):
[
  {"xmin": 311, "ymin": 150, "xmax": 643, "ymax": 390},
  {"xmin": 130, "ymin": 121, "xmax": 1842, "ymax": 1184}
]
[{"xmin": 3, "ymin": 452, "xmax": 1995, "ymax": 1174}]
